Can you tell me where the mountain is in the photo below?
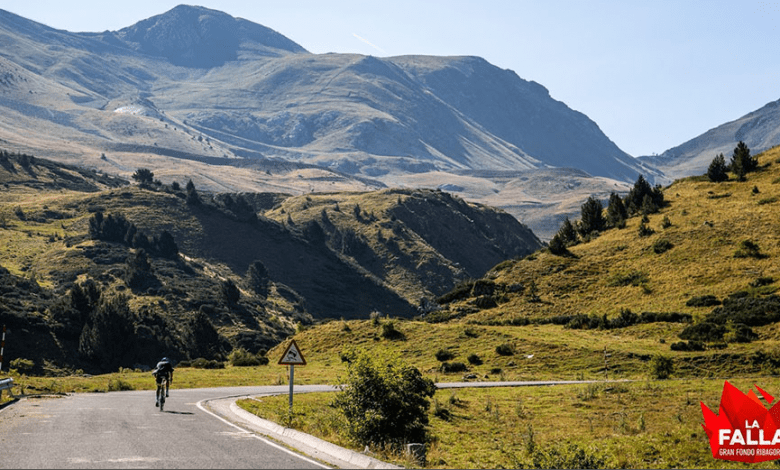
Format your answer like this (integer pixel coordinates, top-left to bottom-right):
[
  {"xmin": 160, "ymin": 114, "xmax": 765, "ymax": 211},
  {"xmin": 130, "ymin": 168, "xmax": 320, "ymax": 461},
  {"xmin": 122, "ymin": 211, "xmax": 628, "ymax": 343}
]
[
  {"xmin": 640, "ymin": 98, "xmax": 780, "ymax": 182},
  {"xmin": 110, "ymin": 5, "xmax": 307, "ymax": 67},
  {"xmin": 0, "ymin": 5, "xmax": 658, "ymax": 241}
]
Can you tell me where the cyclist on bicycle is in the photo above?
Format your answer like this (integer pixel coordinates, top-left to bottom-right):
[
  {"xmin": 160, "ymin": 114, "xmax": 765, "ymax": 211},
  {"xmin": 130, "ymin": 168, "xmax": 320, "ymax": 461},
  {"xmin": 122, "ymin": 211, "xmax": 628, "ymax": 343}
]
[{"xmin": 152, "ymin": 357, "xmax": 174, "ymax": 407}]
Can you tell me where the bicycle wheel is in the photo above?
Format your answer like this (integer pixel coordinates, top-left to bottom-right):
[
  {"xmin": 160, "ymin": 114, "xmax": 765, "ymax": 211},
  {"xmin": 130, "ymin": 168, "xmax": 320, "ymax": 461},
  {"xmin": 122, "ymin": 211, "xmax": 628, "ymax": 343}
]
[{"xmin": 159, "ymin": 380, "xmax": 166, "ymax": 412}]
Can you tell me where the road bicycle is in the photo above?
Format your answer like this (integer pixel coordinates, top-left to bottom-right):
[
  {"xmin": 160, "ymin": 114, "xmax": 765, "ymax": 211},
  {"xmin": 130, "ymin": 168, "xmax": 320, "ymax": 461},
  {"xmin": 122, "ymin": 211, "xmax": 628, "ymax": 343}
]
[{"xmin": 157, "ymin": 376, "xmax": 168, "ymax": 412}]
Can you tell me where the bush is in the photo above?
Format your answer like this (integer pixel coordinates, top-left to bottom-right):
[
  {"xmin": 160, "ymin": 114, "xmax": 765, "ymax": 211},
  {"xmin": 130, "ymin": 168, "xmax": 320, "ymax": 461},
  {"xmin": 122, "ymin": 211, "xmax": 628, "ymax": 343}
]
[
  {"xmin": 435, "ymin": 348, "xmax": 455, "ymax": 362},
  {"xmin": 650, "ymin": 354, "xmax": 674, "ymax": 379},
  {"xmin": 229, "ymin": 348, "xmax": 268, "ymax": 367},
  {"xmin": 440, "ymin": 362, "xmax": 468, "ymax": 373},
  {"xmin": 467, "ymin": 353, "xmax": 483, "ymax": 366},
  {"xmin": 750, "ymin": 277, "xmax": 775, "ymax": 288},
  {"xmin": 686, "ymin": 295, "xmax": 721, "ymax": 307},
  {"xmin": 333, "ymin": 349, "xmax": 436, "ymax": 448},
  {"xmin": 496, "ymin": 343, "xmax": 515, "ymax": 356},
  {"xmin": 180, "ymin": 358, "xmax": 225, "ymax": 369},
  {"xmin": 608, "ymin": 270, "xmax": 649, "ymax": 287},
  {"xmin": 679, "ymin": 321, "xmax": 727, "ymax": 342},
  {"xmin": 670, "ymin": 341, "xmax": 705, "ymax": 352},
  {"xmin": 652, "ymin": 239, "xmax": 673, "ymax": 254},
  {"xmin": 10, "ymin": 358, "xmax": 35, "ymax": 374},
  {"xmin": 380, "ymin": 321, "xmax": 405, "ymax": 340},
  {"xmin": 735, "ymin": 240, "xmax": 766, "ymax": 259}
]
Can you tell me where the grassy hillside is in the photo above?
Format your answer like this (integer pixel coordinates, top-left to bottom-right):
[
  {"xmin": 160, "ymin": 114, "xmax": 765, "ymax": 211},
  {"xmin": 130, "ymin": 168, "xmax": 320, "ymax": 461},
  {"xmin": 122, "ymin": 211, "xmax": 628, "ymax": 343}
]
[
  {"xmin": 258, "ymin": 145, "xmax": 780, "ymax": 383},
  {"xmin": 0, "ymin": 151, "xmax": 540, "ymax": 374},
  {"xmin": 265, "ymin": 188, "xmax": 541, "ymax": 303}
]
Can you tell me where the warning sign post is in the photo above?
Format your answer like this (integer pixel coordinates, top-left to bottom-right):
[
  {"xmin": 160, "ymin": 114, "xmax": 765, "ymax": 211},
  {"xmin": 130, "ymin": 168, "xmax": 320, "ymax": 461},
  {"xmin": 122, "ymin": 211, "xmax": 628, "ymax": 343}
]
[{"xmin": 278, "ymin": 340, "xmax": 306, "ymax": 414}]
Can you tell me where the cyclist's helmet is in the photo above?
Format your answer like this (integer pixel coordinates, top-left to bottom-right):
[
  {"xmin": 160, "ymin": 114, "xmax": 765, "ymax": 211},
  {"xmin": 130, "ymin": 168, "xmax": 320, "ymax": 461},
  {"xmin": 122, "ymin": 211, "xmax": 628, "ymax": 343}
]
[{"xmin": 161, "ymin": 357, "xmax": 169, "ymax": 363}]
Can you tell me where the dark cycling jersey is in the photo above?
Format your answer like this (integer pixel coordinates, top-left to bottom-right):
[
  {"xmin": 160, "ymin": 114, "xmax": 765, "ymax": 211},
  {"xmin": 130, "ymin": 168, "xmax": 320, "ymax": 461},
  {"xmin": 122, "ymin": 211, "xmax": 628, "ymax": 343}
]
[{"xmin": 152, "ymin": 360, "xmax": 174, "ymax": 383}]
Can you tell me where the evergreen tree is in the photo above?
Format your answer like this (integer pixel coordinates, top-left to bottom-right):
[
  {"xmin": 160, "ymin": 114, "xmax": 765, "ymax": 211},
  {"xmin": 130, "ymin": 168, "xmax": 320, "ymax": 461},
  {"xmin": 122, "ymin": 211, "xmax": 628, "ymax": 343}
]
[
  {"xmin": 78, "ymin": 295, "xmax": 136, "ymax": 371},
  {"xmin": 125, "ymin": 249, "xmax": 153, "ymax": 290},
  {"xmin": 221, "ymin": 279, "xmax": 241, "ymax": 307},
  {"xmin": 186, "ymin": 179, "xmax": 201, "ymax": 205},
  {"xmin": 246, "ymin": 260, "xmax": 270, "ymax": 295},
  {"xmin": 625, "ymin": 175, "xmax": 664, "ymax": 215},
  {"xmin": 730, "ymin": 141, "xmax": 757, "ymax": 181},
  {"xmin": 606, "ymin": 192, "xmax": 628, "ymax": 228},
  {"xmin": 578, "ymin": 196, "xmax": 605, "ymax": 237},
  {"xmin": 707, "ymin": 153, "xmax": 729, "ymax": 182},
  {"xmin": 557, "ymin": 216, "xmax": 579, "ymax": 245},
  {"xmin": 548, "ymin": 233, "xmax": 569, "ymax": 256},
  {"xmin": 132, "ymin": 168, "xmax": 154, "ymax": 187},
  {"xmin": 155, "ymin": 231, "xmax": 178, "ymax": 259}
]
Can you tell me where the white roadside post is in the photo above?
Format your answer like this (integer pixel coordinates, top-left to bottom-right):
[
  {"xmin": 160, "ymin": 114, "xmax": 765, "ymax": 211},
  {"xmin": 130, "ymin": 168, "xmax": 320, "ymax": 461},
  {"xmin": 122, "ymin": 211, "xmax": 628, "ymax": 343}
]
[
  {"xmin": 1, "ymin": 324, "xmax": 5, "ymax": 402},
  {"xmin": 278, "ymin": 339, "xmax": 307, "ymax": 416},
  {"xmin": 0, "ymin": 324, "xmax": 5, "ymax": 373}
]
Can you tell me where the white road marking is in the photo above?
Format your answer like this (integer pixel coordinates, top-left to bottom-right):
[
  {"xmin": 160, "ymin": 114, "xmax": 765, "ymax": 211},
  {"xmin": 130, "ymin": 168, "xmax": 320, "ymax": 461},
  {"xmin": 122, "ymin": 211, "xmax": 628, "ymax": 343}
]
[{"xmin": 196, "ymin": 399, "xmax": 328, "ymax": 469}]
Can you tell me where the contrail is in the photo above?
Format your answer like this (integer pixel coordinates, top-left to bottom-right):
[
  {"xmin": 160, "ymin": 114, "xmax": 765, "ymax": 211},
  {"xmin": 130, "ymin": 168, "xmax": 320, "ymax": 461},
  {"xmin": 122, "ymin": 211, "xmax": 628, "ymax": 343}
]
[{"xmin": 352, "ymin": 33, "xmax": 386, "ymax": 55}]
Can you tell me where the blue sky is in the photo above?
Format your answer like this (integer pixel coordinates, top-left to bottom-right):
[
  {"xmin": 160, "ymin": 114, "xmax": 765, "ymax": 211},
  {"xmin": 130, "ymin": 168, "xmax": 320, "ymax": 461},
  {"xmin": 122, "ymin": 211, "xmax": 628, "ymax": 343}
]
[{"xmin": 2, "ymin": 0, "xmax": 779, "ymax": 157}]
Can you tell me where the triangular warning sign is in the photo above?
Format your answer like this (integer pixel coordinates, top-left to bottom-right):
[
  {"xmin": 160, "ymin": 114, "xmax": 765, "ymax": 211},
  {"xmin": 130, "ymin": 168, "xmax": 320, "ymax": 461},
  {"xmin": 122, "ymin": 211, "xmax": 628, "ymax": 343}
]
[{"xmin": 278, "ymin": 339, "xmax": 306, "ymax": 365}]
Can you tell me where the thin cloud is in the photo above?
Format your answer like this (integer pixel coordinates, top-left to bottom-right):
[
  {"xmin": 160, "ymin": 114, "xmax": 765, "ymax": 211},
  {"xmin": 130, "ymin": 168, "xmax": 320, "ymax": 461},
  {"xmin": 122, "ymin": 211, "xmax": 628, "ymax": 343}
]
[{"xmin": 352, "ymin": 33, "xmax": 386, "ymax": 55}]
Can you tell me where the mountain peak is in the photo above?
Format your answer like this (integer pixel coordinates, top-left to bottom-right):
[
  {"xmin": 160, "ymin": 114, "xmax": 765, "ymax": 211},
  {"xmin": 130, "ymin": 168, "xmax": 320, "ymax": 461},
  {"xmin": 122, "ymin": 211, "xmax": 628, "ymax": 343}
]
[{"xmin": 116, "ymin": 4, "xmax": 306, "ymax": 68}]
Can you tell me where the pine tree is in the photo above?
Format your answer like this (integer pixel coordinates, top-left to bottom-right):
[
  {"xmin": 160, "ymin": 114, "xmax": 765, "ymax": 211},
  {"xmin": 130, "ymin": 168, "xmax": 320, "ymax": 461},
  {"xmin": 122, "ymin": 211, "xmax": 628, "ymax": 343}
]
[
  {"xmin": 246, "ymin": 260, "xmax": 270, "ymax": 295},
  {"xmin": 707, "ymin": 153, "xmax": 729, "ymax": 182},
  {"xmin": 730, "ymin": 141, "xmax": 756, "ymax": 181},
  {"xmin": 131, "ymin": 168, "xmax": 154, "ymax": 187},
  {"xmin": 185, "ymin": 179, "xmax": 201, "ymax": 205},
  {"xmin": 606, "ymin": 192, "xmax": 628, "ymax": 228},
  {"xmin": 548, "ymin": 233, "xmax": 569, "ymax": 256},
  {"xmin": 578, "ymin": 196, "xmax": 605, "ymax": 237}
]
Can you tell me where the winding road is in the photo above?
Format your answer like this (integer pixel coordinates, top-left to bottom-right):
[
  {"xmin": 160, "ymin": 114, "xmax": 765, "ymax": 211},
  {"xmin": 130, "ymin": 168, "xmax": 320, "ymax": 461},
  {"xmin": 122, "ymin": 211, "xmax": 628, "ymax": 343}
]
[{"xmin": 0, "ymin": 381, "xmax": 600, "ymax": 469}]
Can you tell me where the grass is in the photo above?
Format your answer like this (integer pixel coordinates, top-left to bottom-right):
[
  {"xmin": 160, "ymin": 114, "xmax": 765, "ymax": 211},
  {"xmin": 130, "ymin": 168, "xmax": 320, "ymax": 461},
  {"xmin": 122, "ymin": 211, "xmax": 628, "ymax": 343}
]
[
  {"xmin": 238, "ymin": 377, "xmax": 780, "ymax": 469},
  {"xmin": 441, "ymin": 146, "xmax": 780, "ymax": 326}
]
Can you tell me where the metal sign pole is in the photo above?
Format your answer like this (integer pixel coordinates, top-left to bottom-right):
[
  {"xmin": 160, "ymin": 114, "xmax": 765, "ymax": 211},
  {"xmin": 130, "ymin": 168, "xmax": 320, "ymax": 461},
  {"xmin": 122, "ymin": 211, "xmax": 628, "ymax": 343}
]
[{"xmin": 289, "ymin": 364, "xmax": 294, "ymax": 414}]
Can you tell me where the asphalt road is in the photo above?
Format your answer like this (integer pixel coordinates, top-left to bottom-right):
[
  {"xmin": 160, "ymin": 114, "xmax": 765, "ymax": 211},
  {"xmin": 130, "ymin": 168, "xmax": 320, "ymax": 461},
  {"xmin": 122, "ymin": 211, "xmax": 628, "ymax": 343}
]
[
  {"xmin": 0, "ymin": 385, "xmax": 337, "ymax": 469},
  {"xmin": 0, "ymin": 380, "xmax": 607, "ymax": 469}
]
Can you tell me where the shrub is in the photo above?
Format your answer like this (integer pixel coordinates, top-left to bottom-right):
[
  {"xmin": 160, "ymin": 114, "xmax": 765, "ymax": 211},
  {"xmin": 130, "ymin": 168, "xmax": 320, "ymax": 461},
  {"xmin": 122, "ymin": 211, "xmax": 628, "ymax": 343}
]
[
  {"xmin": 670, "ymin": 341, "xmax": 705, "ymax": 352},
  {"xmin": 608, "ymin": 270, "xmax": 649, "ymax": 287},
  {"xmin": 333, "ymin": 349, "xmax": 436, "ymax": 448},
  {"xmin": 735, "ymin": 240, "xmax": 766, "ymax": 259},
  {"xmin": 638, "ymin": 221, "xmax": 655, "ymax": 237},
  {"xmin": 686, "ymin": 295, "xmax": 721, "ymax": 307},
  {"xmin": 649, "ymin": 354, "xmax": 674, "ymax": 379},
  {"xmin": 495, "ymin": 343, "xmax": 515, "ymax": 356},
  {"xmin": 229, "ymin": 347, "xmax": 268, "ymax": 367},
  {"xmin": 440, "ymin": 362, "xmax": 468, "ymax": 373},
  {"xmin": 10, "ymin": 358, "xmax": 35, "ymax": 374},
  {"xmin": 180, "ymin": 358, "xmax": 225, "ymax": 369},
  {"xmin": 724, "ymin": 324, "xmax": 758, "ymax": 343},
  {"xmin": 380, "ymin": 321, "xmax": 405, "ymax": 340},
  {"xmin": 435, "ymin": 348, "xmax": 455, "ymax": 362},
  {"xmin": 652, "ymin": 239, "xmax": 673, "ymax": 254},
  {"xmin": 107, "ymin": 378, "xmax": 134, "ymax": 391},
  {"xmin": 679, "ymin": 321, "xmax": 727, "ymax": 342},
  {"xmin": 750, "ymin": 276, "xmax": 775, "ymax": 288},
  {"xmin": 467, "ymin": 353, "xmax": 483, "ymax": 366}
]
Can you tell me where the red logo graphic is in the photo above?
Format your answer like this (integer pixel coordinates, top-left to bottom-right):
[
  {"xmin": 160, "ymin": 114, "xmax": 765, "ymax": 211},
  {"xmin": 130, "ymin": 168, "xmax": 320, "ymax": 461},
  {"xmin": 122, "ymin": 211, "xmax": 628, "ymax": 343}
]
[{"xmin": 701, "ymin": 381, "xmax": 780, "ymax": 462}]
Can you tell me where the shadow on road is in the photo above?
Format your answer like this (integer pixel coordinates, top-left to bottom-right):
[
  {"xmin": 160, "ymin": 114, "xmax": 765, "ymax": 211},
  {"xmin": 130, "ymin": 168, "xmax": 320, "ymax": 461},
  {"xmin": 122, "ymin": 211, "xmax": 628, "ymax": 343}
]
[{"xmin": 162, "ymin": 410, "xmax": 194, "ymax": 415}]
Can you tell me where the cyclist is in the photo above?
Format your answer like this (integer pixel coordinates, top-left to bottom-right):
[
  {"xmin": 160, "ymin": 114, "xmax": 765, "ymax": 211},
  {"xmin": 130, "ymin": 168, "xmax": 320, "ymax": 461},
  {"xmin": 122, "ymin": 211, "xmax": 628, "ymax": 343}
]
[{"xmin": 152, "ymin": 357, "xmax": 174, "ymax": 407}]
